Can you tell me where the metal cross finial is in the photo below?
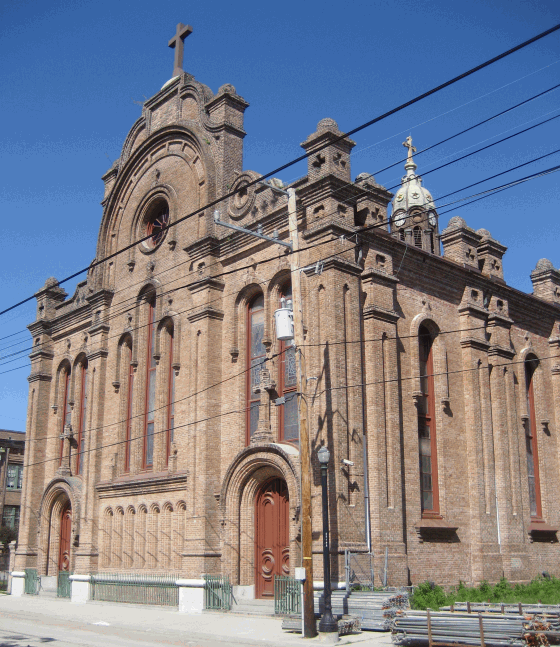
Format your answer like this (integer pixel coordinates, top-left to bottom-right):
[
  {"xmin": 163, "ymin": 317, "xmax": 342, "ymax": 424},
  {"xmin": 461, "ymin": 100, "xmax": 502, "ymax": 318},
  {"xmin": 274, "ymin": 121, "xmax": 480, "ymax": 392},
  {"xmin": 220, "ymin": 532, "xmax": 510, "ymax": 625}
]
[
  {"xmin": 402, "ymin": 135, "xmax": 417, "ymax": 160},
  {"xmin": 168, "ymin": 23, "xmax": 193, "ymax": 77}
]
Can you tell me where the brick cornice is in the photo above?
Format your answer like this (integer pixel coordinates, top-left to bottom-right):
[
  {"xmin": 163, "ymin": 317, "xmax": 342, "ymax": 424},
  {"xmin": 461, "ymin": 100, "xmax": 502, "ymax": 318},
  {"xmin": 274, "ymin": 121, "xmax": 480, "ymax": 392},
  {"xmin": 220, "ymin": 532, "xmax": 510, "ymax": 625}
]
[
  {"xmin": 27, "ymin": 371, "xmax": 52, "ymax": 383},
  {"xmin": 460, "ymin": 337, "xmax": 490, "ymax": 351},
  {"xmin": 488, "ymin": 345, "xmax": 516, "ymax": 360},
  {"xmin": 184, "ymin": 234, "xmax": 221, "ymax": 260},
  {"xmin": 187, "ymin": 306, "xmax": 224, "ymax": 323},
  {"xmin": 96, "ymin": 471, "xmax": 188, "ymax": 498},
  {"xmin": 186, "ymin": 276, "xmax": 226, "ymax": 295},
  {"xmin": 86, "ymin": 348, "xmax": 109, "ymax": 361},
  {"xmin": 362, "ymin": 305, "xmax": 400, "ymax": 324}
]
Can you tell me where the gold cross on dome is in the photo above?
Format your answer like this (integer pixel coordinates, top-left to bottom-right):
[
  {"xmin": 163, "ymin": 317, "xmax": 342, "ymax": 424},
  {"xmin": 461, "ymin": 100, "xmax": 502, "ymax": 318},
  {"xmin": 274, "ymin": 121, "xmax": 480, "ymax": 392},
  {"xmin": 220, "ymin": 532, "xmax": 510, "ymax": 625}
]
[
  {"xmin": 168, "ymin": 23, "xmax": 193, "ymax": 77},
  {"xmin": 402, "ymin": 135, "xmax": 417, "ymax": 160}
]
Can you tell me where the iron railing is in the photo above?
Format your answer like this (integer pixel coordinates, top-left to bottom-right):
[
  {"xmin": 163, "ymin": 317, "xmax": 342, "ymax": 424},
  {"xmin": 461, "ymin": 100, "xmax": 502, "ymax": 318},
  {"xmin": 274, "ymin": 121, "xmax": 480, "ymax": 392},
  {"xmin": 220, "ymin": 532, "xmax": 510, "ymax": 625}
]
[
  {"xmin": 57, "ymin": 571, "xmax": 71, "ymax": 598},
  {"xmin": 90, "ymin": 573, "xmax": 179, "ymax": 606},
  {"xmin": 24, "ymin": 568, "xmax": 39, "ymax": 595},
  {"xmin": 274, "ymin": 575, "xmax": 300, "ymax": 615},
  {"xmin": 203, "ymin": 575, "xmax": 232, "ymax": 611}
]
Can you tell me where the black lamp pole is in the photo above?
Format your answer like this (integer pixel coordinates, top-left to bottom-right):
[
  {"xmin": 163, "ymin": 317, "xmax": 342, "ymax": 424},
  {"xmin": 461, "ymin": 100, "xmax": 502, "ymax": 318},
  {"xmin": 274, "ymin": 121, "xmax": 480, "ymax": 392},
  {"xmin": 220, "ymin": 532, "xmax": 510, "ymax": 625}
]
[{"xmin": 318, "ymin": 446, "xmax": 337, "ymax": 634}]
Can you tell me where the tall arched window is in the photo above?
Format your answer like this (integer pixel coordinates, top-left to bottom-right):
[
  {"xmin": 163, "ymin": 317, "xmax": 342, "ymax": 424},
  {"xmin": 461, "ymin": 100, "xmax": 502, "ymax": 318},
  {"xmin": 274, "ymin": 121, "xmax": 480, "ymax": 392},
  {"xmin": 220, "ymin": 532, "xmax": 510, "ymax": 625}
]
[
  {"xmin": 166, "ymin": 325, "xmax": 175, "ymax": 463},
  {"xmin": 525, "ymin": 356, "xmax": 542, "ymax": 518},
  {"xmin": 413, "ymin": 226, "xmax": 422, "ymax": 248},
  {"xmin": 418, "ymin": 324, "xmax": 439, "ymax": 515},
  {"xmin": 278, "ymin": 285, "xmax": 298, "ymax": 445},
  {"xmin": 143, "ymin": 299, "xmax": 156, "ymax": 468},
  {"xmin": 124, "ymin": 340, "xmax": 134, "ymax": 473},
  {"xmin": 76, "ymin": 362, "xmax": 88, "ymax": 474},
  {"xmin": 59, "ymin": 368, "xmax": 71, "ymax": 462},
  {"xmin": 247, "ymin": 294, "xmax": 265, "ymax": 445}
]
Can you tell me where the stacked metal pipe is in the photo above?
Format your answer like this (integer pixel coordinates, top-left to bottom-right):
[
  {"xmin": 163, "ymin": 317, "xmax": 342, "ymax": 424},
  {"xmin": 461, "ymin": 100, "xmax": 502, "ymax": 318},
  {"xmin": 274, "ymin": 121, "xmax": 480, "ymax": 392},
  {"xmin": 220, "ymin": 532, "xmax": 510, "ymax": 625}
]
[
  {"xmin": 391, "ymin": 609, "xmax": 560, "ymax": 646},
  {"xmin": 314, "ymin": 589, "xmax": 410, "ymax": 631},
  {"xmin": 440, "ymin": 602, "xmax": 560, "ymax": 618}
]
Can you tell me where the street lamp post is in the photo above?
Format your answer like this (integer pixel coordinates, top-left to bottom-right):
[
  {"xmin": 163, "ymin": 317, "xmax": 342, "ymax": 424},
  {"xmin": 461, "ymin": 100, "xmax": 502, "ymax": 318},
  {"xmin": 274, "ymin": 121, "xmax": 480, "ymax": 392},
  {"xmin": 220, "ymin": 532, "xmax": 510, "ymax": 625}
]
[{"xmin": 317, "ymin": 446, "xmax": 338, "ymax": 635}]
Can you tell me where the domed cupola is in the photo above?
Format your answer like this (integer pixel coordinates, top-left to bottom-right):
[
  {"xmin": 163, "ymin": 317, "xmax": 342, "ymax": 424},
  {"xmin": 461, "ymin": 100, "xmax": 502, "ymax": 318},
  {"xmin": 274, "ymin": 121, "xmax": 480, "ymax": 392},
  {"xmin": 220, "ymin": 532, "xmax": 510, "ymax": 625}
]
[{"xmin": 390, "ymin": 136, "xmax": 440, "ymax": 255}]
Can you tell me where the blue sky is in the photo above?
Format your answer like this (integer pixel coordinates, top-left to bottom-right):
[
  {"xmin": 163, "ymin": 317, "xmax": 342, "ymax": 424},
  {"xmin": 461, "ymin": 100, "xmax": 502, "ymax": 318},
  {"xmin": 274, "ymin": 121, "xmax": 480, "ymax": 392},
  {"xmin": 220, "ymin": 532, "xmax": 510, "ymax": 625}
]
[{"xmin": 0, "ymin": 0, "xmax": 558, "ymax": 431}]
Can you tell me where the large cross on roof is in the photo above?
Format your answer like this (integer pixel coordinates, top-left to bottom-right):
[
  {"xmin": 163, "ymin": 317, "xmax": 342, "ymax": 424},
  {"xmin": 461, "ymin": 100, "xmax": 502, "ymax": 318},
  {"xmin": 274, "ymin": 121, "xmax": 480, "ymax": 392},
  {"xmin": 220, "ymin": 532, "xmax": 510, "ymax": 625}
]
[{"xmin": 168, "ymin": 23, "xmax": 193, "ymax": 77}]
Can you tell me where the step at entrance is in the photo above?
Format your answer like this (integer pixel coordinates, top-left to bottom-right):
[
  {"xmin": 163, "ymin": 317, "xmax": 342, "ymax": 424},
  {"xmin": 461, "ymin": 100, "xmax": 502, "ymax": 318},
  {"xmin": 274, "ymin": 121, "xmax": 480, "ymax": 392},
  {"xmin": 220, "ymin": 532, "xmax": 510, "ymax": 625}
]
[{"xmin": 230, "ymin": 598, "xmax": 276, "ymax": 616}]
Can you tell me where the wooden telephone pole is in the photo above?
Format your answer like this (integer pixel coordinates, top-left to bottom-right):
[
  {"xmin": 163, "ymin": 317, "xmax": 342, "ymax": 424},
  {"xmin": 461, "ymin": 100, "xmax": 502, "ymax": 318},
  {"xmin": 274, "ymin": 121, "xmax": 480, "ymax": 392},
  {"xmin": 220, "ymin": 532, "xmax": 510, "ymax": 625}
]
[{"xmin": 287, "ymin": 188, "xmax": 316, "ymax": 638}]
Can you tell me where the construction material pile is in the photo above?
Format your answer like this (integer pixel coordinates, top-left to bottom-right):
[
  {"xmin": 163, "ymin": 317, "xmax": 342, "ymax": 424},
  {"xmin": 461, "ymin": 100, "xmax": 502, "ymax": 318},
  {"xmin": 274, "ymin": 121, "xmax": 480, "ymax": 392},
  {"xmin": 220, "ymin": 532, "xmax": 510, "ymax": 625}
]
[
  {"xmin": 440, "ymin": 602, "xmax": 560, "ymax": 618},
  {"xmin": 314, "ymin": 589, "xmax": 410, "ymax": 631},
  {"xmin": 391, "ymin": 608, "xmax": 560, "ymax": 646}
]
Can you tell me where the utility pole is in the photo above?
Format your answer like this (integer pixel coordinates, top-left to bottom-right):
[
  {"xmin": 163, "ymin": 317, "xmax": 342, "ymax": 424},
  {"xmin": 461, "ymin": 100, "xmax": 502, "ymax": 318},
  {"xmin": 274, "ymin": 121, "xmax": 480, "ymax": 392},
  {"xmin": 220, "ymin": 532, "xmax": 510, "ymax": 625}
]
[
  {"xmin": 287, "ymin": 188, "xmax": 316, "ymax": 638},
  {"xmin": 215, "ymin": 186, "xmax": 315, "ymax": 636}
]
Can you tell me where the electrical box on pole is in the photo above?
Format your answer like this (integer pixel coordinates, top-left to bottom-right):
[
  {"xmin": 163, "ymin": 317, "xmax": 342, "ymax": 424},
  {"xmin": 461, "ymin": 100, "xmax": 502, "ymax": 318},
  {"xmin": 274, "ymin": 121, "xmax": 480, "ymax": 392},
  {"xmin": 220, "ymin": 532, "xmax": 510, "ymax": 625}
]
[{"xmin": 274, "ymin": 298, "xmax": 294, "ymax": 341}]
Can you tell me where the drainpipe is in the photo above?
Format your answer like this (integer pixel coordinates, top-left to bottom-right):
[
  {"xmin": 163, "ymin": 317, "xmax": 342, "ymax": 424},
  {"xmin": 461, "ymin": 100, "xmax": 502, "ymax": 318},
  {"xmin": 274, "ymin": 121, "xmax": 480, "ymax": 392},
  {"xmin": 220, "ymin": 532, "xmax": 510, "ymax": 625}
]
[{"xmin": 358, "ymin": 275, "xmax": 372, "ymax": 552}]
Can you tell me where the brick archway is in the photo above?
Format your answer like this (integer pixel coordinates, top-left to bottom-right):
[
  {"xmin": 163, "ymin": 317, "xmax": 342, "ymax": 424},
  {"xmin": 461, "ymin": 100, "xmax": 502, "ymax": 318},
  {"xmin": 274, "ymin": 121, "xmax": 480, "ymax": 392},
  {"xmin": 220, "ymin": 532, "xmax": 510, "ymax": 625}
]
[{"xmin": 219, "ymin": 444, "xmax": 300, "ymax": 590}]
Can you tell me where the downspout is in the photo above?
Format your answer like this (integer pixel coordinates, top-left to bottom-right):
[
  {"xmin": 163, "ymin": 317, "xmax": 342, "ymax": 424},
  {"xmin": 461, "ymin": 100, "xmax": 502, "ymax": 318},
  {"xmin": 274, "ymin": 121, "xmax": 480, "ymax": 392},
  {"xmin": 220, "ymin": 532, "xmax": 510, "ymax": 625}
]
[{"xmin": 358, "ymin": 274, "xmax": 372, "ymax": 552}]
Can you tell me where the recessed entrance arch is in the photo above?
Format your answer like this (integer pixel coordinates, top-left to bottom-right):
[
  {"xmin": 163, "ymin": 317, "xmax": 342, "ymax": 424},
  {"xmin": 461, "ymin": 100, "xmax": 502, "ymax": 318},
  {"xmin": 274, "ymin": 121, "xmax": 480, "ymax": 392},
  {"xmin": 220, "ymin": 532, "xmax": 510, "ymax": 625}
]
[{"xmin": 255, "ymin": 478, "xmax": 289, "ymax": 598}]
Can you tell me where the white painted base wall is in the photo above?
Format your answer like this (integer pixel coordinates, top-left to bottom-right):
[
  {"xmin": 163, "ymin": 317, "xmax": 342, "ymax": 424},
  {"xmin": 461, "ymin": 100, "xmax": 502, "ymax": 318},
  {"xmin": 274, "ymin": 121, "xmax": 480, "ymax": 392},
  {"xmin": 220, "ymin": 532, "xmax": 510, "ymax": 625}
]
[
  {"xmin": 10, "ymin": 572, "xmax": 25, "ymax": 597},
  {"xmin": 70, "ymin": 574, "xmax": 91, "ymax": 604},
  {"xmin": 177, "ymin": 579, "xmax": 204, "ymax": 614}
]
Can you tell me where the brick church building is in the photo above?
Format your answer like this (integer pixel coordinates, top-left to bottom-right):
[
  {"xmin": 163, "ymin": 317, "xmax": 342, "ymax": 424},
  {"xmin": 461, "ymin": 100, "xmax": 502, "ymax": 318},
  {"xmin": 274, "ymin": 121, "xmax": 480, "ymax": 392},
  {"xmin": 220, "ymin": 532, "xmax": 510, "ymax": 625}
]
[{"xmin": 15, "ymin": 28, "xmax": 560, "ymax": 595}]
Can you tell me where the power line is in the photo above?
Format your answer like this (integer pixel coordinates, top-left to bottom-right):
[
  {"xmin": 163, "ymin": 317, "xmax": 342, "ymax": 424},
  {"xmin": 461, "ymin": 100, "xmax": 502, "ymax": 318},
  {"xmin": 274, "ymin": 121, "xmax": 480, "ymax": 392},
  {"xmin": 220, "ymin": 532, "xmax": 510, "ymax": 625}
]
[
  {"xmin": 2, "ymin": 89, "xmax": 559, "ymax": 354},
  {"xmin": 5, "ymin": 155, "xmax": 559, "ymax": 373},
  {"xmin": 20, "ymin": 345, "xmax": 559, "ymax": 470},
  {"xmin": 386, "ymin": 112, "xmax": 560, "ymax": 192},
  {"xmin": 365, "ymin": 82, "xmax": 560, "ymax": 180},
  {"xmin": 1, "ymin": 24, "xmax": 558, "ymax": 318}
]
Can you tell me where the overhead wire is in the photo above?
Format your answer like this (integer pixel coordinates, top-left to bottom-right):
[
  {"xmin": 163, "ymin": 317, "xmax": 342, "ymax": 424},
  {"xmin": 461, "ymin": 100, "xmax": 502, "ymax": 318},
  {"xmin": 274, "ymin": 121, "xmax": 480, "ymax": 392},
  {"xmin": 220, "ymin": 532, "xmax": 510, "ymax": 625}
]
[
  {"xmin": 16, "ymin": 162, "xmax": 560, "ymax": 443},
  {"xmin": 1, "ymin": 23, "xmax": 559, "ymax": 318},
  {"xmin": 3, "ymin": 154, "xmax": 559, "ymax": 375},
  {"xmin": 2, "ymin": 81, "xmax": 559, "ymax": 355}
]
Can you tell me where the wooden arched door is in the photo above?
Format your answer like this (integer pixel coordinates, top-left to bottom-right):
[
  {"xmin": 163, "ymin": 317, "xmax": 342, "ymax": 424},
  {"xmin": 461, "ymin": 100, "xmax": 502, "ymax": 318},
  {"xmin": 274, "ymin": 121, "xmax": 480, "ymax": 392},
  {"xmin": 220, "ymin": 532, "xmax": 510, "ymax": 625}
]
[
  {"xmin": 58, "ymin": 503, "xmax": 72, "ymax": 572},
  {"xmin": 255, "ymin": 478, "xmax": 289, "ymax": 598}
]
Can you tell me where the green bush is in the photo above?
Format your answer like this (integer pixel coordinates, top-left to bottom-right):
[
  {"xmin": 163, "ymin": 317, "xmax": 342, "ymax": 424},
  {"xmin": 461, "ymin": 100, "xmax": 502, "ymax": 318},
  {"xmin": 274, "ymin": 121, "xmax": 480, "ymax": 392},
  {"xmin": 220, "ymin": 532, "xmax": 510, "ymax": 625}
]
[{"xmin": 411, "ymin": 576, "xmax": 560, "ymax": 610}]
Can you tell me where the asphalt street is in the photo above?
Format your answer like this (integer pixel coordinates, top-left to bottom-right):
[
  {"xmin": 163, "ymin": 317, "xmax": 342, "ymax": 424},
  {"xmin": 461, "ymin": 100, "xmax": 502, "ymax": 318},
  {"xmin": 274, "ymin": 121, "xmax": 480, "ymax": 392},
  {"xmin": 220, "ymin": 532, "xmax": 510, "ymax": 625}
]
[{"xmin": 0, "ymin": 594, "xmax": 392, "ymax": 647}]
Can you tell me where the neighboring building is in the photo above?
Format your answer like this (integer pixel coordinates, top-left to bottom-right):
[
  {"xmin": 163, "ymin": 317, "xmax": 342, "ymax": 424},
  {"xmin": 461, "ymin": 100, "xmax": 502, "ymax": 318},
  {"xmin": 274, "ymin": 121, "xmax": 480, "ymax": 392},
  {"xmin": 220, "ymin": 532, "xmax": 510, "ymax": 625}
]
[
  {"xmin": 0, "ymin": 430, "xmax": 25, "ymax": 534},
  {"xmin": 14, "ymin": 33, "xmax": 560, "ymax": 594}
]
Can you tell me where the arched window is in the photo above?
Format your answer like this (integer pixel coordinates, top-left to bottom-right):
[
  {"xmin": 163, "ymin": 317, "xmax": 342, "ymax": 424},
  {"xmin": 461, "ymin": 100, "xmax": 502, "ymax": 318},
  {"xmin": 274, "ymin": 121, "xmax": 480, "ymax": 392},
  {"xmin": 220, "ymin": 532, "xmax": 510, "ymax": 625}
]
[
  {"xmin": 418, "ymin": 324, "xmax": 439, "ymax": 515},
  {"xmin": 75, "ymin": 361, "xmax": 88, "ymax": 475},
  {"xmin": 166, "ymin": 325, "xmax": 175, "ymax": 463},
  {"xmin": 399, "ymin": 229, "xmax": 406, "ymax": 242},
  {"xmin": 247, "ymin": 294, "xmax": 265, "ymax": 445},
  {"xmin": 143, "ymin": 299, "xmax": 156, "ymax": 468},
  {"xmin": 525, "ymin": 356, "xmax": 542, "ymax": 518},
  {"xmin": 59, "ymin": 368, "xmax": 71, "ymax": 462},
  {"xmin": 413, "ymin": 226, "xmax": 422, "ymax": 249},
  {"xmin": 124, "ymin": 340, "xmax": 134, "ymax": 473},
  {"xmin": 278, "ymin": 285, "xmax": 298, "ymax": 445}
]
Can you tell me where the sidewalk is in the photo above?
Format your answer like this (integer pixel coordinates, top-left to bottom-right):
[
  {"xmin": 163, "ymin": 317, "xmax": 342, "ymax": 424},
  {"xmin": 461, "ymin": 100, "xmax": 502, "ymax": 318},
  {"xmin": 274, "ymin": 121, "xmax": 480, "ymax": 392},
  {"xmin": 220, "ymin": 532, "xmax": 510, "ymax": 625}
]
[{"xmin": 0, "ymin": 594, "xmax": 394, "ymax": 647}]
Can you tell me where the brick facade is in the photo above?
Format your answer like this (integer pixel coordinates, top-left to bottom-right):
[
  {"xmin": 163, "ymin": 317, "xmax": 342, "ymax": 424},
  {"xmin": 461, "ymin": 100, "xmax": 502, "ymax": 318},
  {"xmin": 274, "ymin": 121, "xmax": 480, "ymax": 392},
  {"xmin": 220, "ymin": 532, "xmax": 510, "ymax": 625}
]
[{"xmin": 15, "ymin": 69, "xmax": 560, "ymax": 591}]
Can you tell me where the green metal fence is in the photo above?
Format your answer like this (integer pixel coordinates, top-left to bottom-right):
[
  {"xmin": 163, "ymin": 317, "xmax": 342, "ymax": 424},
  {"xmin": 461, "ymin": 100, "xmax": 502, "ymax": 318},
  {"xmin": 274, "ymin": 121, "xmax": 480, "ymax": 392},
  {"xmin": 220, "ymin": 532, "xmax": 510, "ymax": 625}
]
[
  {"xmin": 57, "ymin": 571, "xmax": 72, "ymax": 598},
  {"xmin": 203, "ymin": 575, "xmax": 232, "ymax": 611},
  {"xmin": 90, "ymin": 573, "xmax": 179, "ymax": 606},
  {"xmin": 24, "ymin": 568, "xmax": 39, "ymax": 595},
  {"xmin": 274, "ymin": 575, "xmax": 301, "ymax": 615}
]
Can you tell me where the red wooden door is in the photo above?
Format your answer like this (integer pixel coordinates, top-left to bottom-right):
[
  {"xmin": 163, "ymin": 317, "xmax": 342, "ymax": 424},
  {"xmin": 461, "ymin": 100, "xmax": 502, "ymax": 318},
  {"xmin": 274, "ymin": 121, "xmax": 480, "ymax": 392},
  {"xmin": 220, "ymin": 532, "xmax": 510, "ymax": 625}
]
[
  {"xmin": 58, "ymin": 505, "xmax": 72, "ymax": 572},
  {"xmin": 255, "ymin": 478, "xmax": 289, "ymax": 598}
]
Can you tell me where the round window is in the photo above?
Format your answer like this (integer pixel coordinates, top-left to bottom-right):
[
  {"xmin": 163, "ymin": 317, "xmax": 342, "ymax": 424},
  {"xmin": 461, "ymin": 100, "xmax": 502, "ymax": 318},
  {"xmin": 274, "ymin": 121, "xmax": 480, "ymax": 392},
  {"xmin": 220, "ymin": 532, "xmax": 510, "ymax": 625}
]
[{"xmin": 141, "ymin": 199, "xmax": 170, "ymax": 251}]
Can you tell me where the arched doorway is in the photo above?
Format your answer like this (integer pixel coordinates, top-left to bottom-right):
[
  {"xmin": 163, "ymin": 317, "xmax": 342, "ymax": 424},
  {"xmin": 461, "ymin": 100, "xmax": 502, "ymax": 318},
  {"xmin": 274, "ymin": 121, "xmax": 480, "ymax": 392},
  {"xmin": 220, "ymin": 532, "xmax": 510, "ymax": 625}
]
[
  {"xmin": 58, "ymin": 503, "xmax": 72, "ymax": 572},
  {"xmin": 255, "ymin": 478, "xmax": 289, "ymax": 598}
]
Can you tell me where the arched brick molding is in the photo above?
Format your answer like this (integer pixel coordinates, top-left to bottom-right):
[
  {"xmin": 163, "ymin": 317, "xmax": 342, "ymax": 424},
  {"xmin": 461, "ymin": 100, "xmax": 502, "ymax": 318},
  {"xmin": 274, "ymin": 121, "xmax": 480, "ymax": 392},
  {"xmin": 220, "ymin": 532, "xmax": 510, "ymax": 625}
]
[
  {"xmin": 37, "ymin": 476, "xmax": 82, "ymax": 576},
  {"xmin": 219, "ymin": 444, "xmax": 301, "ymax": 586}
]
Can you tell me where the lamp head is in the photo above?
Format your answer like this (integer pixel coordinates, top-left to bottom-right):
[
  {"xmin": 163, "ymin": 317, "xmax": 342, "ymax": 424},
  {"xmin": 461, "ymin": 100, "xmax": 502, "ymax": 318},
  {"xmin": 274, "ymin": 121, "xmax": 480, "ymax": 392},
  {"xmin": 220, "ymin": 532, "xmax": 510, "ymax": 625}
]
[{"xmin": 317, "ymin": 445, "xmax": 330, "ymax": 465}]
